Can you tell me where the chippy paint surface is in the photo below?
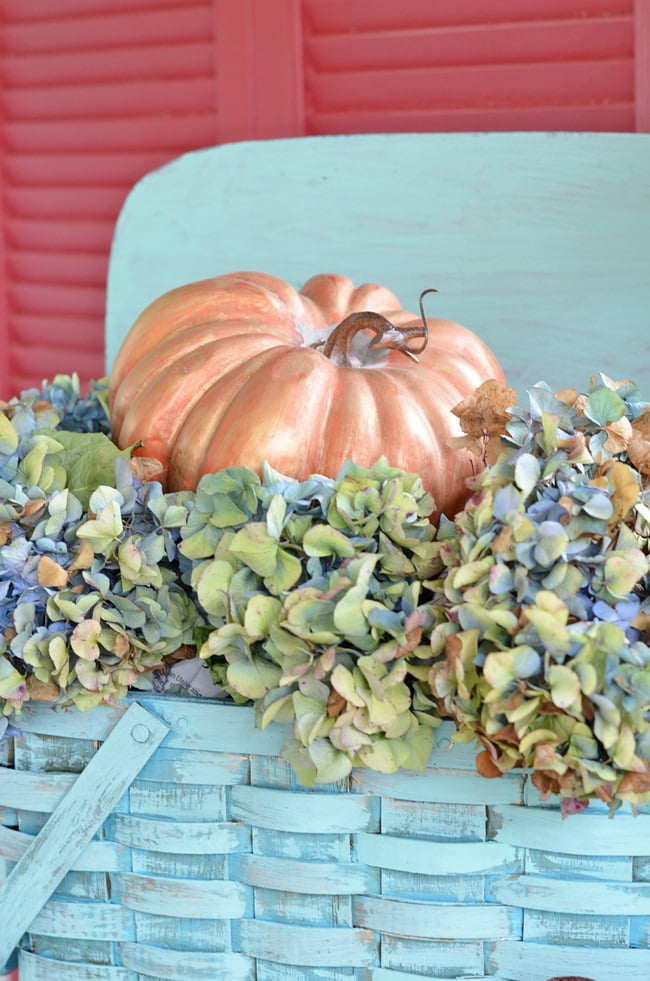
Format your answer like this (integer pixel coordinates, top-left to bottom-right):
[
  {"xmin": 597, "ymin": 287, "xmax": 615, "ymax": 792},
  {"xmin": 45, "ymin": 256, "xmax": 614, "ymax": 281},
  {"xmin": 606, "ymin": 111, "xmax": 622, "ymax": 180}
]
[
  {"xmin": 0, "ymin": 703, "xmax": 168, "ymax": 969},
  {"xmin": 3, "ymin": 697, "xmax": 650, "ymax": 979},
  {"xmin": 106, "ymin": 132, "xmax": 650, "ymax": 398}
]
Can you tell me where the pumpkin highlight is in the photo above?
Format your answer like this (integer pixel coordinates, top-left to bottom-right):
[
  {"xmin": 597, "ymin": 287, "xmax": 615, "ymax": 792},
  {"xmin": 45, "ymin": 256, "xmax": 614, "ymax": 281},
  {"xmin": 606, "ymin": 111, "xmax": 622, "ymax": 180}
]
[{"xmin": 109, "ymin": 271, "xmax": 505, "ymax": 519}]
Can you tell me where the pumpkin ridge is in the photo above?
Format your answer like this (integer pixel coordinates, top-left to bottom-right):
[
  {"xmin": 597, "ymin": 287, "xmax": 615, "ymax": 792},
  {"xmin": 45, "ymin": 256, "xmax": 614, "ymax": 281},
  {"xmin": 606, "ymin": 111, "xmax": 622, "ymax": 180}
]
[
  {"xmin": 193, "ymin": 346, "xmax": 337, "ymax": 484},
  {"xmin": 110, "ymin": 275, "xmax": 312, "ymax": 391},
  {"xmin": 121, "ymin": 345, "xmax": 292, "ymax": 482},
  {"xmin": 313, "ymin": 364, "xmax": 384, "ymax": 478},
  {"xmin": 111, "ymin": 330, "xmax": 294, "ymax": 435},
  {"xmin": 164, "ymin": 346, "xmax": 310, "ymax": 489}
]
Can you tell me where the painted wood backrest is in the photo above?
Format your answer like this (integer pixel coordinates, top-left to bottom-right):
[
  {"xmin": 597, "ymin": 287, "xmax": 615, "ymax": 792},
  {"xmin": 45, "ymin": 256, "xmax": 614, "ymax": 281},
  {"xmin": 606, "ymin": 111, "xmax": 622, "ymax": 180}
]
[{"xmin": 106, "ymin": 132, "xmax": 650, "ymax": 399}]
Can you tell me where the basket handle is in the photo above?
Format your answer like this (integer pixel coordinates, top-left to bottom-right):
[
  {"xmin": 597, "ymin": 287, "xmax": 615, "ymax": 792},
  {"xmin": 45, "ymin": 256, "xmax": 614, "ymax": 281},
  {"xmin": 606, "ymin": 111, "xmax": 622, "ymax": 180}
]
[{"xmin": 0, "ymin": 701, "xmax": 169, "ymax": 969}]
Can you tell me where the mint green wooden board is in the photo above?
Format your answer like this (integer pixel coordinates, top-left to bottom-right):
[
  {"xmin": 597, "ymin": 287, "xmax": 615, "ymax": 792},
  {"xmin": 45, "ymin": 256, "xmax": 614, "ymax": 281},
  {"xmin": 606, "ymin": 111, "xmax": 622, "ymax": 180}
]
[{"xmin": 106, "ymin": 132, "xmax": 650, "ymax": 400}]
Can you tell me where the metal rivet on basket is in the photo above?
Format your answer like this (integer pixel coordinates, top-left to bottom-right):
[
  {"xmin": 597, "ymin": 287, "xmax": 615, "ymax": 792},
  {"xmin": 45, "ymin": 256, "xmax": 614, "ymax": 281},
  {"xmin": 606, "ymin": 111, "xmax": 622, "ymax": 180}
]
[{"xmin": 131, "ymin": 723, "xmax": 152, "ymax": 743}]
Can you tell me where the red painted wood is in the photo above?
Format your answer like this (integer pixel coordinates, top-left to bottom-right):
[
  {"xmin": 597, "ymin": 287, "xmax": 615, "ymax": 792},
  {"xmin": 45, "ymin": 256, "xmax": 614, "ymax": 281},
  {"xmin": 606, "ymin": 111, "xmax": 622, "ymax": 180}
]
[
  {"xmin": 3, "ymin": 43, "xmax": 215, "ymax": 87},
  {"xmin": 302, "ymin": 0, "xmax": 636, "ymax": 135},
  {"xmin": 636, "ymin": 0, "xmax": 650, "ymax": 130},
  {"xmin": 306, "ymin": 17, "xmax": 634, "ymax": 72},
  {"xmin": 0, "ymin": 0, "xmax": 647, "ymax": 398},
  {"xmin": 214, "ymin": 0, "xmax": 303, "ymax": 142},
  {"xmin": 303, "ymin": 0, "xmax": 633, "ymax": 33},
  {"xmin": 3, "ymin": 5, "xmax": 212, "ymax": 51}
]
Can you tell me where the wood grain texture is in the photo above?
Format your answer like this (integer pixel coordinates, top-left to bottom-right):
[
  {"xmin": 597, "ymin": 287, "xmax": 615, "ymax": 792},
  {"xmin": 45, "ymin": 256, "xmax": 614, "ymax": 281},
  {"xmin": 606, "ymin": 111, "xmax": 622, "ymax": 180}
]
[
  {"xmin": 0, "ymin": 702, "xmax": 168, "ymax": 968},
  {"xmin": 106, "ymin": 133, "xmax": 650, "ymax": 401}
]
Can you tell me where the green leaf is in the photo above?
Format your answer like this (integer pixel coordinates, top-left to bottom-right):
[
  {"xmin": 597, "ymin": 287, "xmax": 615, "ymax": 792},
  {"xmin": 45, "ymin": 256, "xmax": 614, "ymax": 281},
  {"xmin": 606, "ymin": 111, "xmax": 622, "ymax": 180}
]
[
  {"xmin": 266, "ymin": 493, "xmax": 287, "ymax": 540},
  {"xmin": 229, "ymin": 523, "xmax": 279, "ymax": 577},
  {"xmin": 333, "ymin": 585, "xmax": 369, "ymax": 637},
  {"xmin": 243, "ymin": 594, "xmax": 282, "ymax": 639},
  {"xmin": 226, "ymin": 655, "xmax": 279, "ymax": 700},
  {"xmin": 483, "ymin": 651, "xmax": 515, "ymax": 690},
  {"xmin": 39, "ymin": 428, "xmax": 133, "ymax": 508},
  {"xmin": 76, "ymin": 500, "xmax": 123, "ymax": 553},
  {"xmin": 194, "ymin": 559, "xmax": 234, "ymax": 618},
  {"xmin": 548, "ymin": 664, "xmax": 582, "ymax": 710},
  {"xmin": 0, "ymin": 657, "xmax": 26, "ymax": 698},
  {"xmin": 0, "ymin": 413, "xmax": 19, "ymax": 455},
  {"xmin": 302, "ymin": 524, "xmax": 356, "ymax": 558},
  {"xmin": 263, "ymin": 548, "xmax": 302, "ymax": 595},
  {"xmin": 357, "ymin": 736, "xmax": 407, "ymax": 773},
  {"xmin": 304, "ymin": 738, "xmax": 353, "ymax": 785},
  {"xmin": 533, "ymin": 521, "xmax": 569, "ymax": 566},
  {"xmin": 585, "ymin": 386, "xmax": 626, "ymax": 426},
  {"xmin": 602, "ymin": 550, "xmax": 648, "ymax": 600},
  {"xmin": 330, "ymin": 664, "xmax": 366, "ymax": 707},
  {"xmin": 514, "ymin": 453, "xmax": 541, "ymax": 498}
]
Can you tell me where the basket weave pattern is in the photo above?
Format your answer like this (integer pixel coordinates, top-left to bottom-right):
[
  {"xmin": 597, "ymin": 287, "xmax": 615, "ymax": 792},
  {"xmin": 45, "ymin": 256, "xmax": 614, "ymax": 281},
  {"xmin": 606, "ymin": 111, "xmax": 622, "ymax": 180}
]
[{"xmin": 2, "ymin": 694, "xmax": 650, "ymax": 981}]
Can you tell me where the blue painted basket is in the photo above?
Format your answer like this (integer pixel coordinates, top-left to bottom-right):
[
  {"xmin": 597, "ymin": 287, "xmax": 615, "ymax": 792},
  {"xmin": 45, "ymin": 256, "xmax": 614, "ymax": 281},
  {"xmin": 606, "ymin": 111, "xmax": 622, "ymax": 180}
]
[{"xmin": 1, "ymin": 692, "xmax": 650, "ymax": 981}]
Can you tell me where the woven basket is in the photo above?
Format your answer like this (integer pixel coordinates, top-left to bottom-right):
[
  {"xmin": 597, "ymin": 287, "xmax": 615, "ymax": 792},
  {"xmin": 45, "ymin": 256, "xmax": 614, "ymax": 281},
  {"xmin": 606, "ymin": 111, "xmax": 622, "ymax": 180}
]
[{"xmin": 1, "ymin": 693, "xmax": 650, "ymax": 981}]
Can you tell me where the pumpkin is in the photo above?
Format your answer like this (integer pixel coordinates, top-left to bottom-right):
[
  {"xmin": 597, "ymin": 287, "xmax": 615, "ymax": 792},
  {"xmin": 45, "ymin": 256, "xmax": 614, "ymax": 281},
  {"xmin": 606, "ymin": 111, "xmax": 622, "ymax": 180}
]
[{"xmin": 109, "ymin": 271, "xmax": 505, "ymax": 519}]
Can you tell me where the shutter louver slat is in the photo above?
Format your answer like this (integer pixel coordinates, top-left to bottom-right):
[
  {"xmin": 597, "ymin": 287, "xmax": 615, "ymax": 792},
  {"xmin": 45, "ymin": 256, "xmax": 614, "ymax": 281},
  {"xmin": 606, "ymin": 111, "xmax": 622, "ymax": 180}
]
[
  {"xmin": 5, "ymin": 153, "xmax": 173, "ymax": 186},
  {"xmin": 4, "ymin": 6, "xmax": 212, "ymax": 52},
  {"xmin": 11, "ymin": 314, "xmax": 107, "ymax": 350},
  {"xmin": 6, "ymin": 116, "xmax": 217, "ymax": 153},
  {"xmin": 9, "ymin": 282, "xmax": 106, "ymax": 318},
  {"xmin": 5, "ymin": 78, "xmax": 217, "ymax": 121},
  {"xmin": 3, "ymin": 43, "xmax": 214, "ymax": 86},
  {"xmin": 7, "ymin": 251, "xmax": 109, "ymax": 287},
  {"xmin": 6, "ymin": 219, "xmax": 116, "ymax": 253},
  {"xmin": 3, "ymin": 0, "xmax": 183, "ymax": 19}
]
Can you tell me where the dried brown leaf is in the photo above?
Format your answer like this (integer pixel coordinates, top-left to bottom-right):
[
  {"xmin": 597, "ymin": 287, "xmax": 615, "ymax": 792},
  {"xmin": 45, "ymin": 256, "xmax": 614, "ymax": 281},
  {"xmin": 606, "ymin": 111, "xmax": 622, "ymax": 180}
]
[
  {"xmin": 68, "ymin": 539, "xmax": 95, "ymax": 573},
  {"xmin": 618, "ymin": 769, "xmax": 650, "ymax": 795},
  {"xmin": 112, "ymin": 634, "xmax": 131, "ymax": 659},
  {"xmin": 326, "ymin": 689, "xmax": 346, "ymax": 718},
  {"xmin": 490, "ymin": 525, "xmax": 513, "ymax": 554},
  {"xmin": 27, "ymin": 677, "xmax": 61, "ymax": 702},
  {"xmin": 557, "ymin": 432, "xmax": 591, "ymax": 463},
  {"xmin": 607, "ymin": 460, "xmax": 641, "ymax": 528},
  {"xmin": 531, "ymin": 769, "xmax": 561, "ymax": 797},
  {"xmin": 37, "ymin": 555, "xmax": 69, "ymax": 589},
  {"xmin": 603, "ymin": 415, "xmax": 633, "ymax": 455},
  {"xmin": 475, "ymin": 749, "xmax": 503, "ymax": 778},
  {"xmin": 18, "ymin": 499, "xmax": 47, "ymax": 527},
  {"xmin": 554, "ymin": 387, "xmax": 580, "ymax": 407},
  {"xmin": 451, "ymin": 379, "xmax": 518, "ymax": 439},
  {"xmin": 128, "ymin": 456, "xmax": 165, "ymax": 484},
  {"xmin": 628, "ymin": 432, "xmax": 650, "ymax": 476}
]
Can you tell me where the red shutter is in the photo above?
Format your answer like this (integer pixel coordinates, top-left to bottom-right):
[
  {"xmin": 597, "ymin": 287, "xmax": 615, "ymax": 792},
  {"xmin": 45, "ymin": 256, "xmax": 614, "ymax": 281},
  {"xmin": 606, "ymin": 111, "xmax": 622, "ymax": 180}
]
[
  {"xmin": 0, "ymin": 0, "xmax": 648, "ymax": 399},
  {"xmin": 302, "ymin": 0, "xmax": 637, "ymax": 135},
  {"xmin": 0, "ymin": 0, "xmax": 219, "ymax": 398}
]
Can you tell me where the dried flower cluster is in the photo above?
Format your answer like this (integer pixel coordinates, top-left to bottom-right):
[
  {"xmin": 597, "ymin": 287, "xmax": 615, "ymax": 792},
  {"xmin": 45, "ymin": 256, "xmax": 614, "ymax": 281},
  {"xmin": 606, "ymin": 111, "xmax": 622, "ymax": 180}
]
[
  {"xmin": 430, "ymin": 375, "xmax": 650, "ymax": 812},
  {"xmin": 2, "ymin": 371, "xmax": 650, "ymax": 811}
]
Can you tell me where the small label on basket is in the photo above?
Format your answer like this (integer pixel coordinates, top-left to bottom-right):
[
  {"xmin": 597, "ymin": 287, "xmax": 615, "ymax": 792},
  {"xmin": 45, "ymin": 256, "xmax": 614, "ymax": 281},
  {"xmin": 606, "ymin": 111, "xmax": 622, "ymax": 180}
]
[{"xmin": 151, "ymin": 657, "xmax": 228, "ymax": 699}]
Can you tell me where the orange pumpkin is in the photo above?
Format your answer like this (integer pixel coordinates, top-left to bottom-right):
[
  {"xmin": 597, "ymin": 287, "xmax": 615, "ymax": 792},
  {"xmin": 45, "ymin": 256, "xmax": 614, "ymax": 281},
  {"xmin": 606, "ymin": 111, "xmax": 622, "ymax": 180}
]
[{"xmin": 109, "ymin": 271, "xmax": 505, "ymax": 519}]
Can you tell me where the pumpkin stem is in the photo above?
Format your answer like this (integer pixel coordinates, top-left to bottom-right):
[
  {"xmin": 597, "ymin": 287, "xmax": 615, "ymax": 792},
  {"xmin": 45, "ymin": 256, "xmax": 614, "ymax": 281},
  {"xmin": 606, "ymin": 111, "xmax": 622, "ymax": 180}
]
[{"xmin": 318, "ymin": 302, "xmax": 431, "ymax": 367}]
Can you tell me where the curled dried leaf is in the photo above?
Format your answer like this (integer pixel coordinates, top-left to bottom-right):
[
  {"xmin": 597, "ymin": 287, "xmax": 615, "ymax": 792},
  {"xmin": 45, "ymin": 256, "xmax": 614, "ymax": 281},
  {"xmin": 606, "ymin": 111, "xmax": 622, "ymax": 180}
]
[
  {"xmin": 452, "ymin": 379, "xmax": 518, "ymax": 439},
  {"xmin": 128, "ymin": 456, "xmax": 165, "ymax": 483},
  {"xmin": 475, "ymin": 748, "xmax": 503, "ymax": 778}
]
